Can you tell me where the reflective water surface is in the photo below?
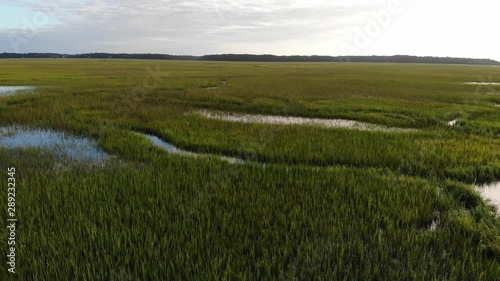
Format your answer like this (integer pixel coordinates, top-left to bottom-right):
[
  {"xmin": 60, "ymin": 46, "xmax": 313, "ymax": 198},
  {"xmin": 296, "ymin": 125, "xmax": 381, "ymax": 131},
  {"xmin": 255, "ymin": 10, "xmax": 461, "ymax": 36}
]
[
  {"xmin": 197, "ymin": 110, "xmax": 415, "ymax": 132},
  {"xmin": 475, "ymin": 182, "xmax": 500, "ymax": 214},
  {"xmin": 0, "ymin": 126, "xmax": 108, "ymax": 163},
  {"xmin": 464, "ymin": 82, "xmax": 500, "ymax": 85},
  {"xmin": 0, "ymin": 86, "xmax": 35, "ymax": 96},
  {"xmin": 141, "ymin": 133, "xmax": 243, "ymax": 164}
]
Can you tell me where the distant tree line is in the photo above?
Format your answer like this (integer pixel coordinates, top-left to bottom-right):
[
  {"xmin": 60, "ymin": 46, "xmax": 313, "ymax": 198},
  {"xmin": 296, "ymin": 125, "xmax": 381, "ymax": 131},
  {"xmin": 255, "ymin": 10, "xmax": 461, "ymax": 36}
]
[
  {"xmin": 199, "ymin": 54, "xmax": 500, "ymax": 65},
  {"xmin": 0, "ymin": 53, "xmax": 196, "ymax": 60},
  {"xmin": 1, "ymin": 52, "xmax": 499, "ymax": 65}
]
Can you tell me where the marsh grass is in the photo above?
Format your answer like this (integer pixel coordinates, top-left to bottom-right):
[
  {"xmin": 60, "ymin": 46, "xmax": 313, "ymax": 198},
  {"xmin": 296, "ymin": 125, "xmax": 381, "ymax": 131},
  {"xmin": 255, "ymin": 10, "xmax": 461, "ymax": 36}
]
[{"xmin": 0, "ymin": 60, "xmax": 499, "ymax": 280}]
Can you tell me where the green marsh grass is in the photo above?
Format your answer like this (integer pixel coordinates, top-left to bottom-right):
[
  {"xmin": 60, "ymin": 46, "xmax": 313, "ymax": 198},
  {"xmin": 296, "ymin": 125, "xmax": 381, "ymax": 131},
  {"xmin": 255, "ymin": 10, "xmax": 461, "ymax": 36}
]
[{"xmin": 0, "ymin": 60, "xmax": 499, "ymax": 280}]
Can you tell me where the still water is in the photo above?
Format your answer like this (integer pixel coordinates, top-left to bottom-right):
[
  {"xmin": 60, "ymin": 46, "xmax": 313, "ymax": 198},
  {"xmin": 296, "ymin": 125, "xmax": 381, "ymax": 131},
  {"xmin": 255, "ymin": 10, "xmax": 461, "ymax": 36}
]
[
  {"xmin": 142, "ymin": 133, "xmax": 243, "ymax": 164},
  {"xmin": 0, "ymin": 86, "xmax": 35, "ymax": 96},
  {"xmin": 475, "ymin": 182, "xmax": 500, "ymax": 214},
  {"xmin": 0, "ymin": 126, "xmax": 108, "ymax": 163}
]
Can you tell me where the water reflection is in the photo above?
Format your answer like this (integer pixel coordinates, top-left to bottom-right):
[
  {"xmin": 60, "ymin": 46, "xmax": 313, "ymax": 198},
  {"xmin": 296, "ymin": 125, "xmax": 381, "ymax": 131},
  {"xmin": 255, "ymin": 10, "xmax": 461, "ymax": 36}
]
[
  {"xmin": 464, "ymin": 82, "xmax": 500, "ymax": 85},
  {"xmin": 0, "ymin": 126, "xmax": 108, "ymax": 163},
  {"xmin": 141, "ymin": 133, "xmax": 243, "ymax": 164},
  {"xmin": 197, "ymin": 110, "xmax": 416, "ymax": 132},
  {"xmin": 475, "ymin": 182, "xmax": 500, "ymax": 214},
  {"xmin": 0, "ymin": 86, "xmax": 35, "ymax": 96}
]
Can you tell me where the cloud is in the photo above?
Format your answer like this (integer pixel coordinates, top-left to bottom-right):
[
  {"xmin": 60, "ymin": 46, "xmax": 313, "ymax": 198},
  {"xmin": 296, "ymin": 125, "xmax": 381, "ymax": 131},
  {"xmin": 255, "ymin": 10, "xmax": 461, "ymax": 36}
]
[
  {"xmin": 0, "ymin": 0, "xmax": 381, "ymax": 54},
  {"xmin": 1, "ymin": 0, "xmax": 498, "ymax": 61}
]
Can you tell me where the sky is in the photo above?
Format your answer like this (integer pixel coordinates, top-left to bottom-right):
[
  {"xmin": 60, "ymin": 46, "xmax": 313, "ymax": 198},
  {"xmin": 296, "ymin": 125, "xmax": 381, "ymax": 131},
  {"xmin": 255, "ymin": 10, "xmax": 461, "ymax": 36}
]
[{"xmin": 0, "ymin": 0, "xmax": 499, "ymax": 61}]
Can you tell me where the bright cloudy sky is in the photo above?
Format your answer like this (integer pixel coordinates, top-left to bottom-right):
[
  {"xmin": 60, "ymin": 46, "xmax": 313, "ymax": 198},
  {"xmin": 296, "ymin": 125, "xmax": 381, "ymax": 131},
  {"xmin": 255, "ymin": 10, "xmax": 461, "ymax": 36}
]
[{"xmin": 0, "ymin": 0, "xmax": 499, "ymax": 61}]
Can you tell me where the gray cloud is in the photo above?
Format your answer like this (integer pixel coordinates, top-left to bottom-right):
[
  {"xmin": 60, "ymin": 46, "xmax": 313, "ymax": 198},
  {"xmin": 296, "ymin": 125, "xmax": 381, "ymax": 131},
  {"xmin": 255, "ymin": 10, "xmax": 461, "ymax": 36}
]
[
  {"xmin": 2, "ymin": 0, "xmax": 497, "ymax": 61},
  {"xmin": 1, "ymin": 0, "xmax": 378, "ymax": 54}
]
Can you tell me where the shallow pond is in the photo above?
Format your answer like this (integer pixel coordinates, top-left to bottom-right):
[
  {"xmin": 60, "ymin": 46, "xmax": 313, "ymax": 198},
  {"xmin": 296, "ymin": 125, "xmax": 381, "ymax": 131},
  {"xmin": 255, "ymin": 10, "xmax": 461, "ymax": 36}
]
[
  {"xmin": 197, "ymin": 110, "xmax": 415, "ymax": 132},
  {"xmin": 143, "ymin": 134, "xmax": 198, "ymax": 157},
  {"xmin": 141, "ymin": 133, "xmax": 243, "ymax": 164},
  {"xmin": 475, "ymin": 182, "xmax": 500, "ymax": 214},
  {"xmin": 0, "ymin": 126, "xmax": 108, "ymax": 163},
  {"xmin": 0, "ymin": 86, "xmax": 35, "ymax": 96},
  {"xmin": 464, "ymin": 82, "xmax": 500, "ymax": 85},
  {"xmin": 448, "ymin": 119, "xmax": 458, "ymax": 127}
]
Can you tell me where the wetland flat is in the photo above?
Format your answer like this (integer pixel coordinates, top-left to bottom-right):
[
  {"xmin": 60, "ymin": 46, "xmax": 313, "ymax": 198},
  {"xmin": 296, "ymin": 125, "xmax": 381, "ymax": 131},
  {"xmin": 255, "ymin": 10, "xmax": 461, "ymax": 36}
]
[{"xmin": 1, "ymin": 60, "xmax": 498, "ymax": 280}]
